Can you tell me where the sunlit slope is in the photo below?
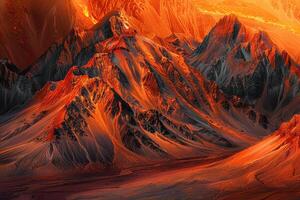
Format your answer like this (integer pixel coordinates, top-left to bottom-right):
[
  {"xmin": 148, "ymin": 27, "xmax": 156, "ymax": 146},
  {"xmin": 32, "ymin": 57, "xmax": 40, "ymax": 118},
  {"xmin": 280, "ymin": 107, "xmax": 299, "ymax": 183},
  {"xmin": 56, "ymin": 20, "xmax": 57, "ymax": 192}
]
[{"xmin": 1, "ymin": 6, "xmax": 300, "ymax": 181}]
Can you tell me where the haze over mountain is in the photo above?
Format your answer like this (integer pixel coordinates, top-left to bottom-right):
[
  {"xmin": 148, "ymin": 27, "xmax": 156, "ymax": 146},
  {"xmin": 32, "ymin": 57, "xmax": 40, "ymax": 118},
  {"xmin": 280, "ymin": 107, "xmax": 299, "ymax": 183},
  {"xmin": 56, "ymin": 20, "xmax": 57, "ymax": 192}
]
[
  {"xmin": 1, "ymin": 0, "xmax": 299, "ymax": 69},
  {"xmin": 0, "ymin": 0, "xmax": 75, "ymax": 68},
  {"xmin": 193, "ymin": 0, "xmax": 300, "ymax": 63}
]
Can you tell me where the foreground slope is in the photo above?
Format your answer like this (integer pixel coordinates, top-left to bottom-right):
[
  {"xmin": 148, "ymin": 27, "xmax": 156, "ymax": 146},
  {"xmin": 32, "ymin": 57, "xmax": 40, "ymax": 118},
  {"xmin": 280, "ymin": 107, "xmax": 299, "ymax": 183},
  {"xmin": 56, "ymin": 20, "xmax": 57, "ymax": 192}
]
[{"xmin": 64, "ymin": 114, "xmax": 300, "ymax": 200}]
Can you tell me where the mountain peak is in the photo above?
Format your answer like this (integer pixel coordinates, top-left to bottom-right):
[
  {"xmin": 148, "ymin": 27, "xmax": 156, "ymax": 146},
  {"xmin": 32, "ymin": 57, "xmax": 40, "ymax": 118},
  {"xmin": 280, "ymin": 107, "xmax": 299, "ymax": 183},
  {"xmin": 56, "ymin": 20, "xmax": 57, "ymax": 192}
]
[
  {"xmin": 0, "ymin": 59, "xmax": 20, "ymax": 74},
  {"xmin": 193, "ymin": 15, "xmax": 248, "ymax": 56},
  {"xmin": 92, "ymin": 11, "xmax": 135, "ymax": 37},
  {"xmin": 212, "ymin": 15, "xmax": 247, "ymax": 44},
  {"xmin": 218, "ymin": 14, "xmax": 241, "ymax": 26},
  {"xmin": 193, "ymin": 15, "xmax": 277, "ymax": 58}
]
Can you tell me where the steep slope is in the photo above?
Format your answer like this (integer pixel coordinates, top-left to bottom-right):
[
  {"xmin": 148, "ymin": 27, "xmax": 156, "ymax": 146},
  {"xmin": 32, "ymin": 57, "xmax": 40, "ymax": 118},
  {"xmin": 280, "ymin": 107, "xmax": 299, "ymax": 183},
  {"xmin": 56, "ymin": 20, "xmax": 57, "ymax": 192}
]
[
  {"xmin": 65, "ymin": 114, "xmax": 300, "ymax": 200},
  {"xmin": 0, "ymin": 12, "xmax": 257, "ymax": 176},
  {"xmin": 190, "ymin": 15, "xmax": 300, "ymax": 131}
]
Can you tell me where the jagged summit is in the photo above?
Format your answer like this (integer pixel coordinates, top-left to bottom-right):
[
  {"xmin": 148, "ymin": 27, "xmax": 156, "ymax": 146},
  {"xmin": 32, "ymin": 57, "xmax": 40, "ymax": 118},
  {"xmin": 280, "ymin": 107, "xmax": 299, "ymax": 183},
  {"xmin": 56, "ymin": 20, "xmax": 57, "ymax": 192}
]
[
  {"xmin": 189, "ymin": 15, "xmax": 300, "ymax": 130},
  {"xmin": 251, "ymin": 30, "xmax": 274, "ymax": 48},
  {"xmin": 194, "ymin": 15, "xmax": 250, "ymax": 56},
  {"xmin": 219, "ymin": 14, "xmax": 239, "ymax": 23},
  {"xmin": 208, "ymin": 14, "xmax": 248, "ymax": 44},
  {"xmin": 91, "ymin": 11, "xmax": 134, "ymax": 34},
  {"xmin": 213, "ymin": 14, "xmax": 244, "ymax": 38},
  {"xmin": 193, "ymin": 15, "xmax": 288, "ymax": 61}
]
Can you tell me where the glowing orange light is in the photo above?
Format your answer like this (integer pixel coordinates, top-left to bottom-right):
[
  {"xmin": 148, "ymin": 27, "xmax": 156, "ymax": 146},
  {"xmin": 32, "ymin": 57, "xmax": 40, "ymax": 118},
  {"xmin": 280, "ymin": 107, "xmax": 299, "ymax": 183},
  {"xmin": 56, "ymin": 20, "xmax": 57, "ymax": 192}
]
[{"xmin": 75, "ymin": 0, "xmax": 98, "ymax": 24}]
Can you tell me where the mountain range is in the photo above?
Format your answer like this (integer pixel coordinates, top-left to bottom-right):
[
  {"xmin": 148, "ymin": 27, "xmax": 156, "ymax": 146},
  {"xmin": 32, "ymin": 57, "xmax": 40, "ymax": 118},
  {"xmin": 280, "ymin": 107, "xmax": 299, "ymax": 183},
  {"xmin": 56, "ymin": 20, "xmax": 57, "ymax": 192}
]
[{"xmin": 1, "ymin": 1, "xmax": 300, "ymax": 199}]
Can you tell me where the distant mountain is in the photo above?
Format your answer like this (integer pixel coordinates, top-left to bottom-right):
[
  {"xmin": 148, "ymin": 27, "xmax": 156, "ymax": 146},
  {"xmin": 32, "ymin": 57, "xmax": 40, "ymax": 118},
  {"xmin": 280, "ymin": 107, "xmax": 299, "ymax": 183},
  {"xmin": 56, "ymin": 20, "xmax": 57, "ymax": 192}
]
[
  {"xmin": 190, "ymin": 15, "xmax": 300, "ymax": 130},
  {"xmin": 193, "ymin": 0, "xmax": 300, "ymax": 63}
]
